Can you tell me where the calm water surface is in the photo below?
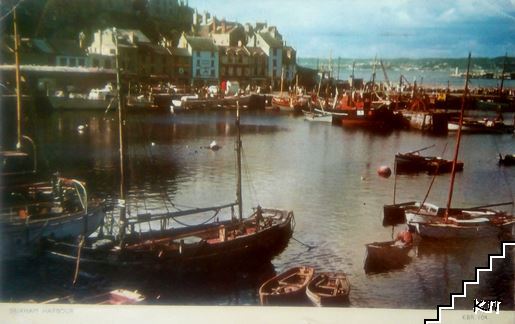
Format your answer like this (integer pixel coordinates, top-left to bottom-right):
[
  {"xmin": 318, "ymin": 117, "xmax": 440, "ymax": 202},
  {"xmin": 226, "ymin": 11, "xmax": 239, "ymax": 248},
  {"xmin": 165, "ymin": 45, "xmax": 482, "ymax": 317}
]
[{"xmin": 2, "ymin": 109, "xmax": 514, "ymax": 309}]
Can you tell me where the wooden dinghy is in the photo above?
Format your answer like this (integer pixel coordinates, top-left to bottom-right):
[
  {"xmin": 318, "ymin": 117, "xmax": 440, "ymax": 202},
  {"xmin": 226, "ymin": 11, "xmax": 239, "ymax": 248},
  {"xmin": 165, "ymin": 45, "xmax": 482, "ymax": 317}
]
[
  {"xmin": 364, "ymin": 240, "xmax": 412, "ymax": 274},
  {"xmin": 259, "ymin": 266, "xmax": 314, "ymax": 306},
  {"xmin": 306, "ymin": 272, "xmax": 350, "ymax": 307}
]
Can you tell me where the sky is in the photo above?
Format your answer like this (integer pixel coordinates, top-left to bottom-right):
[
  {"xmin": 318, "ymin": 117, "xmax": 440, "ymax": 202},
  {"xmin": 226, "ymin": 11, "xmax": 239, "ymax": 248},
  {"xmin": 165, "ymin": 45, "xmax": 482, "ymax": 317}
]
[{"xmin": 187, "ymin": 0, "xmax": 515, "ymax": 58}]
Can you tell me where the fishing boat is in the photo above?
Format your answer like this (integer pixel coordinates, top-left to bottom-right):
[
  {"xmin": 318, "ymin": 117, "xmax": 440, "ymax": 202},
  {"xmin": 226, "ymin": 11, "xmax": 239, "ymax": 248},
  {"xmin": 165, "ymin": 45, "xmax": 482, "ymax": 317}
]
[
  {"xmin": 447, "ymin": 117, "xmax": 514, "ymax": 134},
  {"xmin": 1, "ymin": 9, "xmax": 105, "ymax": 261},
  {"xmin": 364, "ymin": 240, "xmax": 412, "ymax": 273},
  {"xmin": 49, "ymin": 84, "xmax": 116, "ymax": 110},
  {"xmin": 403, "ymin": 54, "xmax": 515, "ymax": 239},
  {"xmin": 44, "ymin": 29, "xmax": 294, "ymax": 273},
  {"xmin": 303, "ymin": 110, "xmax": 333, "ymax": 123},
  {"xmin": 499, "ymin": 154, "xmax": 515, "ymax": 166},
  {"xmin": 258, "ymin": 266, "xmax": 314, "ymax": 306},
  {"xmin": 305, "ymin": 272, "xmax": 350, "ymax": 306},
  {"xmin": 395, "ymin": 151, "xmax": 463, "ymax": 175}
]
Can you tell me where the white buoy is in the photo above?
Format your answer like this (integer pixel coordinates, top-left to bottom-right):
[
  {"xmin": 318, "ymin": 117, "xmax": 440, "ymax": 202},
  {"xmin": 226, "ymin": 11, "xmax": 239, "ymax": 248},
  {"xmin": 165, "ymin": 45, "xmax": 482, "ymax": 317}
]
[
  {"xmin": 209, "ymin": 140, "xmax": 220, "ymax": 150},
  {"xmin": 77, "ymin": 125, "xmax": 85, "ymax": 131}
]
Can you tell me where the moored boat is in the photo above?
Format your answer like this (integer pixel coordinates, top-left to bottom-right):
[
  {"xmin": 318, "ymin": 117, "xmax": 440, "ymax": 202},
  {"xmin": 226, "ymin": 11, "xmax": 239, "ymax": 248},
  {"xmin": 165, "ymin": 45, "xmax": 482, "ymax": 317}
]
[
  {"xmin": 364, "ymin": 240, "xmax": 412, "ymax": 274},
  {"xmin": 305, "ymin": 272, "xmax": 350, "ymax": 306},
  {"xmin": 259, "ymin": 266, "xmax": 315, "ymax": 306},
  {"xmin": 499, "ymin": 154, "xmax": 515, "ymax": 166},
  {"xmin": 404, "ymin": 54, "xmax": 515, "ymax": 239},
  {"xmin": 448, "ymin": 117, "xmax": 514, "ymax": 134}
]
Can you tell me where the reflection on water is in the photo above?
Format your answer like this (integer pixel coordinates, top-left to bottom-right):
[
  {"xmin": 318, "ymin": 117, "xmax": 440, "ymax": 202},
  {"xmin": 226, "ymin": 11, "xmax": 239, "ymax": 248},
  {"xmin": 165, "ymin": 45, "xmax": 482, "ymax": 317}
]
[{"xmin": 2, "ymin": 109, "xmax": 514, "ymax": 309}]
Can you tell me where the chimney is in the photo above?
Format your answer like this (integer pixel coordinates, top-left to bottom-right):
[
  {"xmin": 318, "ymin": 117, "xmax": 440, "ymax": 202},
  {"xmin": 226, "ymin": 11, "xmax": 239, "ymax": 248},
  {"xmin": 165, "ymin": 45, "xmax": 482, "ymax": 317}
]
[
  {"xmin": 221, "ymin": 19, "xmax": 226, "ymax": 33},
  {"xmin": 212, "ymin": 17, "xmax": 217, "ymax": 32}
]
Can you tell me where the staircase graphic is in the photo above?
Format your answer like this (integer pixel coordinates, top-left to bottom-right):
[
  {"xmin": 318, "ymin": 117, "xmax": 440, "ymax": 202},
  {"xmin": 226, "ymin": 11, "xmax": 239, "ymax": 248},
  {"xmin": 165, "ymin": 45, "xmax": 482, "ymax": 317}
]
[{"xmin": 425, "ymin": 241, "xmax": 514, "ymax": 324}]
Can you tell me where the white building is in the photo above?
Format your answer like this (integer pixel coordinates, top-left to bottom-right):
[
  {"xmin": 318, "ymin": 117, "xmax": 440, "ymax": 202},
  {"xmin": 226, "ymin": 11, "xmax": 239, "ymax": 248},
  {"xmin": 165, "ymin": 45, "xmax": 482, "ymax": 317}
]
[{"xmin": 178, "ymin": 34, "xmax": 219, "ymax": 85}]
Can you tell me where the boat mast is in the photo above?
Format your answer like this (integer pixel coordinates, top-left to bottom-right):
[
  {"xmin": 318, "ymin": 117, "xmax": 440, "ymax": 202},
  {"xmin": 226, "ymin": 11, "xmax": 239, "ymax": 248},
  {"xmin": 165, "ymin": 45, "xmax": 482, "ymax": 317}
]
[
  {"xmin": 280, "ymin": 67, "xmax": 284, "ymax": 97},
  {"xmin": 113, "ymin": 28, "xmax": 127, "ymax": 241},
  {"xmin": 444, "ymin": 52, "xmax": 471, "ymax": 221},
  {"xmin": 13, "ymin": 7, "xmax": 22, "ymax": 149},
  {"xmin": 236, "ymin": 102, "xmax": 243, "ymax": 221},
  {"xmin": 499, "ymin": 52, "xmax": 507, "ymax": 96}
]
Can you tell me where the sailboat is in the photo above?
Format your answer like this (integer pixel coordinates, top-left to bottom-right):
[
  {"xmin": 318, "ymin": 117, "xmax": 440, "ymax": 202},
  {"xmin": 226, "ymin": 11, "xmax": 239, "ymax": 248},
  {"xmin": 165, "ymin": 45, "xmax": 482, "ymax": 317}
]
[
  {"xmin": 0, "ymin": 8, "xmax": 105, "ymax": 261},
  {"xmin": 44, "ymin": 28, "xmax": 294, "ymax": 272},
  {"xmin": 385, "ymin": 53, "xmax": 514, "ymax": 239}
]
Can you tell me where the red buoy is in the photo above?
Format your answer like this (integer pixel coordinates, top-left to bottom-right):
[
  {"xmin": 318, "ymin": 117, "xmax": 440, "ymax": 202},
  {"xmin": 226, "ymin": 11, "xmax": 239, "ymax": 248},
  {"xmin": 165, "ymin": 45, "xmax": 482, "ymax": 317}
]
[{"xmin": 377, "ymin": 165, "xmax": 392, "ymax": 178}]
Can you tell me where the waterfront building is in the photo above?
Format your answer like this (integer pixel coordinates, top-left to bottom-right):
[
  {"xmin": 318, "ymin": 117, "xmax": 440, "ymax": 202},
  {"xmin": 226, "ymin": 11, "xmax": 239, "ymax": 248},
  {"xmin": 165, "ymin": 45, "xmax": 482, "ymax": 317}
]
[
  {"xmin": 283, "ymin": 46, "xmax": 297, "ymax": 86},
  {"xmin": 255, "ymin": 31, "xmax": 283, "ymax": 88},
  {"xmin": 88, "ymin": 29, "xmax": 172, "ymax": 79},
  {"xmin": 170, "ymin": 47, "xmax": 192, "ymax": 87},
  {"xmin": 49, "ymin": 39, "xmax": 89, "ymax": 68},
  {"xmin": 219, "ymin": 46, "xmax": 250, "ymax": 86},
  {"xmin": 1, "ymin": 36, "xmax": 55, "ymax": 66},
  {"xmin": 178, "ymin": 33, "xmax": 219, "ymax": 86},
  {"xmin": 246, "ymin": 46, "xmax": 269, "ymax": 87}
]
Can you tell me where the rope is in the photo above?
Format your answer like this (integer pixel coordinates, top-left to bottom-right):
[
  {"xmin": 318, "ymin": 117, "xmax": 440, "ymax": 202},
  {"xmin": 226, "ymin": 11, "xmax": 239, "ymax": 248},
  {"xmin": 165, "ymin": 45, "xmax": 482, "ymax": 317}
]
[
  {"xmin": 291, "ymin": 236, "xmax": 316, "ymax": 250},
  {"xmin": 169, "ymin": 208, "xmax": 221, "ymax": 227},
  {"xmin": 0, "ymin": 0, "xmax": 24, "ymax": 23},
  {"xmin": 241, "ymin": 146, "xmax": 260, "ymax": 206}
]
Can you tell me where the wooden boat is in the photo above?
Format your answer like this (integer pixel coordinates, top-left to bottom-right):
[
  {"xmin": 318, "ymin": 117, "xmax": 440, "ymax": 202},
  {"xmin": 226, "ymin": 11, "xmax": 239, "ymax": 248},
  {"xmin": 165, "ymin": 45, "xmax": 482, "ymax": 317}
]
[
  {"xmin": 394, "ymin": 145, "xmax": 464, "ymax": 175},
  {"xmin": 448, "ymin": 117, "xmax": 514, "ymax": 134},
  {"xmin": 403, "ymin": 54, "xmax": 515, "ymax": 239},
  {"xmin": 44, "ymin": 35, "xmax": 294, "ymax": 274},
  {"xmin": 41, "ymin": 289, "xmax": 145, "ymax": 305},
  {"xmin": 259, "ymin": 266, "xmax": 314, "ymax": 306},
  {"xmin": 303, "ymin": 110, "xmax": 333, "ymax": 123},
  {"xmin": 49, "ymin": 84, "xmax": 116, "ymax": 110},
  {"xmin": 499, "ymin": 154, "xmax": 515, "ymax": 166},
  {"xmin": 1, "ymin": 12, "xmax": 105, "ymax": 261},
  {"xmin": 1, "ymin": 175, "xmax": 106, "ymax": 261},
  {"xmin": 364, "ymin": 240, "xmax": 412, "ymax": 273},
  {"xmin": 305, "ymin": 272, "xmax": 350, "ymax": 306},
  {"xmin": 271, "ymin": 96, "xmax": 294, "ymax": 112}
]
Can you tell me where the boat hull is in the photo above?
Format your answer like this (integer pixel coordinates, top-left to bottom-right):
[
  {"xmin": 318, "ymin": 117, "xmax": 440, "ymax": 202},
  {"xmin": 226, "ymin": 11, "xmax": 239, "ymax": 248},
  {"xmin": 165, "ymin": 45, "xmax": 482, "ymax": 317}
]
[
  {"xmin": 45, "ymin": 209, "xmax": 294, "ymax": 273},
  {"xmin": 49, "ymin": 97, "xmax": 113, "ymax": 110},
  {"xmin": 364, "ymin": 241, "xmax": 411, "ymax": 273},
  {"xmin": 259, "ymin": 266, "xmax": 314, "ymax": 306},
  {"xmin": 305, "ymin": 272, "xmax": 350, "ymax": 306},
  {"xmin": 1, "ymin": 204, "xmax": 105, "ymax": 260}
]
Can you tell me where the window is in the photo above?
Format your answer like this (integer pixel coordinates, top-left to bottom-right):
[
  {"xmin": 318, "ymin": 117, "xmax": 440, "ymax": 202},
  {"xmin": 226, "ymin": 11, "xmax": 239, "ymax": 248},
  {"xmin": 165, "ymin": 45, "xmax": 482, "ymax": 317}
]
[
  {"xmin": 238, "ymin": 56, "xmax": 242, "ymax": 63},
  {"xmin": 197, "ymin": 59, "xmax": 200, "ymax": 66},
  {"xmin": 273, "ymin": 48, "xmax": 277, "ymax": 56},
  {"xmin": 59, "ymin": 58, "xmax": 67, "ymax": 66},
  {"xmin": 210, "ymin": 69, "xmax": 214, "ymax": 77},
  {"xmin": 273, "ymin": 59, "xmax": 277, "ymax": 67},
  {"xmin": 196, "ymin": 69, "xmax": 200, "ymax": 76},
  {"xmin": 93, "ymin": 59, "xmax": 99, "ymax": 67},
  {"xmin": 196, "ymin": 52, "xmax": 200, "ymax": 57},
  {"xmin": 211, "ymin": 60, "xmax": 214, "ymax": 67},
  {"xmin": 211, "ymin": 51, "xmax": 214, "ymax": 58},
  {"xmin": 78, "ymin": 58, "xmax": 85, "ymax": 66},
  {"xmin": 69, "ymin": 58, "xmax": 76, "ymax": 67},
  {"xmin": 105, "ymin": 60, "xmax": 111, "ymax": 69}
]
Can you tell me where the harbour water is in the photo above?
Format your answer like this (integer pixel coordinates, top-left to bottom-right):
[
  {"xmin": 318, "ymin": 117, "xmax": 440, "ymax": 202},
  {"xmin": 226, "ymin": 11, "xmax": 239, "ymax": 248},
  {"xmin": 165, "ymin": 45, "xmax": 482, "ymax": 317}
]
[{"xmin": 1, "ymin": 108, "xmax": 514, "ymax": 309}]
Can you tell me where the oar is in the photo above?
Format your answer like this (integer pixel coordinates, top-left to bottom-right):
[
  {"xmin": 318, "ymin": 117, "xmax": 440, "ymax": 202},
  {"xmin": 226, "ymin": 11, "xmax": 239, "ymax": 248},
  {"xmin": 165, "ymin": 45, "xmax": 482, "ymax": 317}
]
[{"xmin": 72, "ymin": 235, "xmax": 85, "ymax": 286}]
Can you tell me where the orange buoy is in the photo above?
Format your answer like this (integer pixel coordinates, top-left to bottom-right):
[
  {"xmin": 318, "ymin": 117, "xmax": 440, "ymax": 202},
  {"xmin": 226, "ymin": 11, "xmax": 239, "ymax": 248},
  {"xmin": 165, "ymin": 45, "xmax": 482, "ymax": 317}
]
[{"xmin": 377, "ymin": 165, "xmax": 392, "ymax": 178}]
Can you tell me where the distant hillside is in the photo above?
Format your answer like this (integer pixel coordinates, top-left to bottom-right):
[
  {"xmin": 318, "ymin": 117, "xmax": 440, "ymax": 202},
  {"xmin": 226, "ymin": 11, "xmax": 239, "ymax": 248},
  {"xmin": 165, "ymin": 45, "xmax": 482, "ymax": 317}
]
[
  {"xmin": 298, "ymin": 57, "xmax": 515, "ymax": 73},
  {"xmin": 1, "ymin": 0, "xmax": 193, "ymax": 46}
]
